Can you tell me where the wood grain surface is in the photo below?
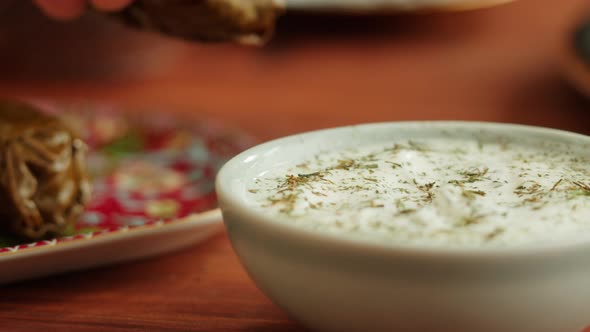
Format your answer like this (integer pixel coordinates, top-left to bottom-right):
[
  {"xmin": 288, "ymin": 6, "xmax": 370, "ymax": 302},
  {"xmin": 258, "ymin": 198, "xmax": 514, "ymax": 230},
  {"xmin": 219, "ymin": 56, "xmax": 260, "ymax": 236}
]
[{"xmin": 0, "ymin": 0, "xmax": 589, "ymax": 331}]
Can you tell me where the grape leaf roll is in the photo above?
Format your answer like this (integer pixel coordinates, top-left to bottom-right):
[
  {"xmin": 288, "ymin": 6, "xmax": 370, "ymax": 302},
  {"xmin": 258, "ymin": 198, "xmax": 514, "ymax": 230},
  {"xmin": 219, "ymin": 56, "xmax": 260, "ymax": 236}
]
[
  {"xmin": 0, "ymin": 101, "xmax": 91, "ymax": 240},
  {"xmin": 111, "ymin": 0, "xmax": 284, "ymax": 44}
]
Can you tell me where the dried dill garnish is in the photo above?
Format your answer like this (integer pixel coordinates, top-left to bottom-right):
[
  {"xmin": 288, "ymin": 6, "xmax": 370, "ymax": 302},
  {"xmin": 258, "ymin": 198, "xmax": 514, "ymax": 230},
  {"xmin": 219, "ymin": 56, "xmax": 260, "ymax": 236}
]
[
  {"xmin": 514, "ymin": 181, "xmax": 542, "ymax": 196},
  {"xmin": 395, "ymin": 199, "xmax": 416, "ymax": 215},
  {"xmin": 568, "ymin": 181, "xmax": 590, "ymax": 198},
  {"xmin": 413, "ymin": 180, "xmax": 436, "ymax": 203},
  {"xmin": 550, "ymin": 179, "xmax": 563, "ymax": 191},
  {"xmin": 267, "ymin": 193, "xmax": 298, "ymax": 214},
  {"xmin": 462, "ymin": 189, "xmax": 487, "ymax": 200},
  {"xmin": 408, "ymin": 140, "xmax": 430, "ymax": 152},
  {"xmin": 458, "ymin": 213, "xmax": 485, "ymax": 227},
  {"xmin": 458, "ymin": 167, "xmax": 489, "ymax": 183},
  {"xmin": 386, "ymin": 161, "xmax": 403, "ymax": 169},
  {"xmin": 331, "ymin": 159, "xmax": 357, "ymax": 170},
  {"xmin": 485, "ymin": 228, "xmax": 505, "ymax": 241}
]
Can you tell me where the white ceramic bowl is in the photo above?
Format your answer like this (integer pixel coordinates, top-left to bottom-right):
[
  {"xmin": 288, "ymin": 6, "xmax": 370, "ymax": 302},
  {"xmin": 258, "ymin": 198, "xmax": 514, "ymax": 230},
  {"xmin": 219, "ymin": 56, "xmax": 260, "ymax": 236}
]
[{"xmin": 216, "ymin": 122, "xmax": 590, "ymax": 332}]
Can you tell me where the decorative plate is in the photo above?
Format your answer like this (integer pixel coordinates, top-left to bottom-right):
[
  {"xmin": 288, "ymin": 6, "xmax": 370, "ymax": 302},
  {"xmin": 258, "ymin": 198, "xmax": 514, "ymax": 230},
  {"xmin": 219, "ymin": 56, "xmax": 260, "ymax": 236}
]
[
  {"xmin": 286, "ymin": 0, "xmax": 515, "ymax": 12},
  {"xmin": 0, "ymin": 106, "xmax": 253, "ymax": 284}
]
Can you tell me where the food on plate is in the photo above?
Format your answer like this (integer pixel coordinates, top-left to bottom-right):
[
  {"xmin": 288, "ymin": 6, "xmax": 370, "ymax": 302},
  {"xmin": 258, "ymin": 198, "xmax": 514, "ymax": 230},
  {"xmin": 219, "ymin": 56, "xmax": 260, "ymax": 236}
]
[
  {"xmin": 0, "ymin": 101, "xmax": 91, "ymax": 240},
  {"xmin": 111, "ymin": 0, "xmax": 284, "ymax": 44},
  {"xmin": 248, "ymin": 136, "xmax": 590, "ymax": 247}
]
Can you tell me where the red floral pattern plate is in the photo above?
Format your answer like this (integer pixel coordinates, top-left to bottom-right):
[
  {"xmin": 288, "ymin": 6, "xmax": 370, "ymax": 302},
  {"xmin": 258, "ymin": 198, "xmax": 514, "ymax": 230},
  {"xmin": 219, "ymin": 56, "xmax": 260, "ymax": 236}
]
[{"xmin": 0, "ymin": 107, "xmax": 253, "ymax": 284}]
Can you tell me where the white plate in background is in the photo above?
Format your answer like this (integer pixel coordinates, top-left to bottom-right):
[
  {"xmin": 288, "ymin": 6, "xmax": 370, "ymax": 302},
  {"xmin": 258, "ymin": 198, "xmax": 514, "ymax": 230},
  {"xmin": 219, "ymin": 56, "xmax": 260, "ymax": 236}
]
[{"xmin": 286, "ymin": 0, "xmax": 516, "ymax": 12}]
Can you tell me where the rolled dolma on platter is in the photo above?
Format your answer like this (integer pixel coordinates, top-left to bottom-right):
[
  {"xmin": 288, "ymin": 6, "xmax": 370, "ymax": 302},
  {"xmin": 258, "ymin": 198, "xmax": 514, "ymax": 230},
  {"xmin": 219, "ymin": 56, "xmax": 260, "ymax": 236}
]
[
  {"xmin": 111, "ymin": 0, "xmax": 284, "ymax": 44},
  {"xmin": 0, "ymin": 101, "xmax": 91, "ymax": 240}
]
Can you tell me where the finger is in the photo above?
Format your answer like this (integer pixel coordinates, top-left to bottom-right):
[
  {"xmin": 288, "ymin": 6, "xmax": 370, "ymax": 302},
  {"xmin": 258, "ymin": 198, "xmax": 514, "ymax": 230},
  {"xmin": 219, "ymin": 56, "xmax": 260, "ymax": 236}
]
[
  {"xmin": 33, "ymin": 0, "xmax": 86, "ymax": 20},
  {"xmin": 90, "ymin": 0, "xmax": 134, "ymax": 11}
]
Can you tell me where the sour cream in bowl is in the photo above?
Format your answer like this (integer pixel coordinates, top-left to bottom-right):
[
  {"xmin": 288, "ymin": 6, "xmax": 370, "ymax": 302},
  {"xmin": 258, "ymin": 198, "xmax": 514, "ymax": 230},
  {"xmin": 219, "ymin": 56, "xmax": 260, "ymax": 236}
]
[{"xmin": 216, "ymin": 122, "xmax": 590, "ymax": 332}]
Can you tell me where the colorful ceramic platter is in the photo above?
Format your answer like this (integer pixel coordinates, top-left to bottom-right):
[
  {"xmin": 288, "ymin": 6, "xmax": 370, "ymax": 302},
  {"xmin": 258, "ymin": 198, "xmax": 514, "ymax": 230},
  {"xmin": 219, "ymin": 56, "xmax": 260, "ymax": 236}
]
[{"xmin": 0, "ymin": 107, "xmax": 253, "ymax": 284}]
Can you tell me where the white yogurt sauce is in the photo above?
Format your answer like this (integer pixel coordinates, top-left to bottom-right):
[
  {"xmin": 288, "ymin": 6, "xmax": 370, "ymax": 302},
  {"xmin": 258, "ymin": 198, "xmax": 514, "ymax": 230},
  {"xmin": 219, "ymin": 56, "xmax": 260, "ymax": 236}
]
[{"xmin": 248, "ymin": 137, "xmax": 590, "ymax": 247}]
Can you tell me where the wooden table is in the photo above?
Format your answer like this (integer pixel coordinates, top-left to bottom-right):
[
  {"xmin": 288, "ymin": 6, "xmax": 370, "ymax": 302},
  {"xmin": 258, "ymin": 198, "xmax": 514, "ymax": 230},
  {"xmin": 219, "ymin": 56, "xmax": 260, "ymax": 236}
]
[{"xmin": 0, "ymin": 0, "xmax": 589, "ymax": 331}]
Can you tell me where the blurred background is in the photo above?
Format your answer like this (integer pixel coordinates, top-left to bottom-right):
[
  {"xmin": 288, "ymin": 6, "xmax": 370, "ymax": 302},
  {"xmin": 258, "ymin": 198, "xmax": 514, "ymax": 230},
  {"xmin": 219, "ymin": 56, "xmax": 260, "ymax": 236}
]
[{"xmin": 0, "ymin": 0, "xmax": 588, "ymax": 140}]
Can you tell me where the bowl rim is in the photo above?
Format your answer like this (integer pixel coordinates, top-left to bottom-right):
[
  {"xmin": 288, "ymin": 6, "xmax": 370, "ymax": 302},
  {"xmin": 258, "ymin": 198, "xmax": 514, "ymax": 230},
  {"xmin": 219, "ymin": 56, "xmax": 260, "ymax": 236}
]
[{"xmin": 216, "ymin": 121, "xmax": 590, "ymax": 259}]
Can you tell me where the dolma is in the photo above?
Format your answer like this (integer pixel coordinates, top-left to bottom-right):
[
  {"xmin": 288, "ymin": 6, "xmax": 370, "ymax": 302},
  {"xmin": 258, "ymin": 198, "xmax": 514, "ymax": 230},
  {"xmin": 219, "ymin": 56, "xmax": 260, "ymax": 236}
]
[
  {"xmin": 0, "ymin": 101, "xmax": 91, "ymax": 240},
  {"xmin": 111, "ymin": 0, "xmax": 284, "ymax": 44}
]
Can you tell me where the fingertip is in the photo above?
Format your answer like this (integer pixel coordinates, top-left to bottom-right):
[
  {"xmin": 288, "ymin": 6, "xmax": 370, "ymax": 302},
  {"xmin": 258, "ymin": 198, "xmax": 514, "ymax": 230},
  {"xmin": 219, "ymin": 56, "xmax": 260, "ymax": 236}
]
[
  {"xmin": 90, "ymin": 0, "xmax": 134, "ymax": 11},
  {"xmin": 33, "ymin": 0, "xmax": 86, "ymax": 20}
]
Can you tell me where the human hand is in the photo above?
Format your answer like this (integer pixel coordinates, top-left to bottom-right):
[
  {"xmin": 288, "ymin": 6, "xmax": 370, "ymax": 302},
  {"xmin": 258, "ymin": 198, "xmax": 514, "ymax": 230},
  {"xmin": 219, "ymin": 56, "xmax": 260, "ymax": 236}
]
[{"xmin": 34, "ymin": 0, "xmax": 134, "ymax": 20}]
